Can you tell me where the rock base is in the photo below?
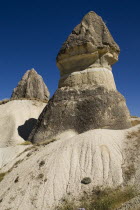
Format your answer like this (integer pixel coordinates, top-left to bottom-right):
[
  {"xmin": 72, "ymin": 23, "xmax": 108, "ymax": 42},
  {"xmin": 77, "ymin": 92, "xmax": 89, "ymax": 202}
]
[{"xmin": 29, "ymin": 86, "xmax": 131, "ymax": 143}]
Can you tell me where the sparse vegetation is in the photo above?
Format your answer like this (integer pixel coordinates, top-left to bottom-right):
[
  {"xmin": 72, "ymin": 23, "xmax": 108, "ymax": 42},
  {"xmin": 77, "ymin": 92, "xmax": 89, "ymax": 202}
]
[
  {"xmin": 124, "ymin": 164, "xmax": 136, "ymax": 181},
  {"xmin": 20, "ymin": 141, "xmax": 32, "ymax": 145},
  {"xmin": 14, "ymin": 176, "xmax": 19, "ymax": 183},
  {"xmin": 127, "ymin": 129, "xmax": 140, "ymax": 139},
  {"xmin": 35, "ymin": 138, "xmax": 57, "ymax": 146},
  {"xmin": 14, "ymin": 159, "xmax": 24, "ymax": 167},
  {"xmin": 39, "ymin": 160, "xmax": 45, "ymax": 167},
  {"xmin": 0, "ymin": 172, "xmax": 7, "ymax": 182},
  {"xmin": 56, "ymin": 187, "xmax": 137, "ymax": 210},
  {"xmin": 131, "ymin": 120, "xmax": 140, "ymax": 127},
  {"xmin": 0, "ymin": 99, "xmax": 10, "ymax": 105},
  {"xmin": 16, "ymin": 138, "xmax": 57, "ymax": 161},
  {"xmin": 26, "ymin": 152, "xmax": 32, "ymax": 157},
  {"xmin": 37, "ymin": 173, "xmax": 44, "ymax": 179},
  {"xmin": 0, "ymin": 160, "xmax": 23, "ymax": 183},
  {"xmin": 11, "ymin": 97, "xmax": 48, "ymax": 103},
  {"xmin": 0, "ymin": 98, "xmax": 48, "ymax": 106}
]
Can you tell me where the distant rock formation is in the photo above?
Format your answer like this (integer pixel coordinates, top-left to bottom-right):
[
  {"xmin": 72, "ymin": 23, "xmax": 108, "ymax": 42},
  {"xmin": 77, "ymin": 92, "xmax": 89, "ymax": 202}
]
[
  {"xmin": 0, "ymin": 68, "xmax": 49, "ymax": 147},
  {"xmin": 11, "ymin": 68, "xmax": 50, "ymax": 101},
  {"xmin": 29, "ymin": 11, "xmax": 131, "ymax": 144}
]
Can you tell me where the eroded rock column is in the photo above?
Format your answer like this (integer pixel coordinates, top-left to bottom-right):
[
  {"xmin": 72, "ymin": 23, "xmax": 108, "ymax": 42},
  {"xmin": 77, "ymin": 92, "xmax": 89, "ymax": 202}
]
[{"xmin": 29, "ymin": 11, "xmax": 131, "ymax": 144}]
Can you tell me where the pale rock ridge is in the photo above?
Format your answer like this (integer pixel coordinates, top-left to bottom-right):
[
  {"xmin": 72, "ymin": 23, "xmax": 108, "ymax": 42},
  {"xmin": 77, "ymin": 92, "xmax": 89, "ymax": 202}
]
[
  {"xmin": 0, "ymin": 130, "xmax": 126, "ymax": 209},
  {"xmin": 11, "ymin": 68, "xmax": 50, "ymax": 101},
  {"xmin": 0, "ymin": 127, "xmax": 140, "ymax": 209},
  {"xmin": 59, "ymin": 67, "xmax": 117, "ymax": 90},
  {"xmin": 29, "ymin": 11, "xmax": 131, "ymax": 144}
]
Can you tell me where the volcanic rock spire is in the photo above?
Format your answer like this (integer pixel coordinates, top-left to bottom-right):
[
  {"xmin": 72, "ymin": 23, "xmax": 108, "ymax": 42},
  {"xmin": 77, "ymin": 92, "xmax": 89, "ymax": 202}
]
[
  {"xmin": 29, "ymin": 11, "xmax": 131, "ymax": 144},
  {"xmin": 57, "ymin": 11, "xmax": 120, "ymax": 76},
  {"xmin": 11, "ymin": 68, "xmax": 50, "ymax": 101}
]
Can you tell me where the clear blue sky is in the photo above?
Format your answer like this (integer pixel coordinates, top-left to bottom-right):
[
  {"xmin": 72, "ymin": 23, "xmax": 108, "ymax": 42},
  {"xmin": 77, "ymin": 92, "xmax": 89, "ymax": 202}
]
[{"xmin": 0, "ymin": 0, "xmax": 139, "ymax": 116}]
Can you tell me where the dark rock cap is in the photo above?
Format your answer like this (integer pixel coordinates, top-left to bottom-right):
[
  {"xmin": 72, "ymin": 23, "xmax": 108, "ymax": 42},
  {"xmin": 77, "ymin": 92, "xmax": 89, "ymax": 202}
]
[
  {"xmin": 11, "ymin": 68, "xmax": 50, "ymax": 101},
  {"xmin": 57, "ymin": 11, "xmax": 120, "ymax": 76}
]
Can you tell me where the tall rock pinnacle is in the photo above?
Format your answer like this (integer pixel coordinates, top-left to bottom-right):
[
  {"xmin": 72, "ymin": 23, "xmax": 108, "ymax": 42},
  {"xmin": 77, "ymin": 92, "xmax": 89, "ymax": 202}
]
[
  {"xmin": 29, "ymin": 11, "xmax": 131, "ymax": 144},
  {"xmin": 11, "ymin": 68, "xmax": 50, "ymax": 101}
]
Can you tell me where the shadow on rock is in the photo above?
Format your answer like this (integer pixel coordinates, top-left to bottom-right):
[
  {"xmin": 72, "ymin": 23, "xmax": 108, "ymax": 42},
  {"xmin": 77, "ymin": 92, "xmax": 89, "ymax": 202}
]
[{"xmin": 18, "ymin": 118, "xmax": 37, "ymax": 140}]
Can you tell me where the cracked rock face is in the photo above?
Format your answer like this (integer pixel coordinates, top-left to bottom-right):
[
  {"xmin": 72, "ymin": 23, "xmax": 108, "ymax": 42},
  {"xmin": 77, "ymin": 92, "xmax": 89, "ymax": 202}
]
[
  {"xmin": 11, "ymin": 69, "xmax": 50, "ymax": 101},
  {"xmin": 57, "ymin": 11, "xmax": 120, "ymax": 76},
  {"xmin": 29, "ymin": 11, "xmax": 131, "ymax": 144}
]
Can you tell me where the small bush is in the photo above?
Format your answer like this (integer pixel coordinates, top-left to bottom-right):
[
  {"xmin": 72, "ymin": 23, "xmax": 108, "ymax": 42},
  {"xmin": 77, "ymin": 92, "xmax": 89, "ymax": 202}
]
[
  {"xmin": 39, "ymin": 160, "xmax": 45, "ymax": 167},
  {"xmin": 37, "ymin": 173, "xmax": 44, "ymax": 179},
  {"xmin": 0, "ymin": 172, "xmax": 7, "ymax": 182},
  {"xmin": 26, "ymin": 152, "xmax": 32, "ymax": 157}
]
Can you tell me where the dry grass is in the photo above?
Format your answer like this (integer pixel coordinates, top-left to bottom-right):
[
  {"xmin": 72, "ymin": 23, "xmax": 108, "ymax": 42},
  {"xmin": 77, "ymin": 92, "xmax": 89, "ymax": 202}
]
[
  {"xmin": 19, "ymin": 141, "xmax": 32, "ymax": 145},
  {"xmin": 0, "ymin": 99, "xmax": 10, "ymax": 105},
  {"xmin": 0, "ymin": 97, "xmax": 48, "ymax": 106},
  {"xmin": 11, "ymin": 97, "xmax": 48, "ymax": 103},
  {"xmin": 131, "ymin": 120, "xmax": 140, "ymax": 127},
  {"xmin": 127, "ymin": 129, "xmax": 140, "ymax": 139},
  {"xmin": 35, "ymin": 138, "xmax": 57, "ymax": 146},
  {"xmin": 56, "ymin": 187, "xmax": 137, "ymax": 210}
]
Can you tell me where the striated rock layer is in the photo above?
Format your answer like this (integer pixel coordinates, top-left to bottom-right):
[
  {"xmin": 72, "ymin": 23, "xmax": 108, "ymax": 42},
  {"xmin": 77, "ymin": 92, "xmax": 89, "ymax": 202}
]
[
  {"xmin": 0, "ymin": 127, "xmax": 140, "ymax": 210},
  {"xmin": 11, "ymin": 68, "xmax": 50, "ymax": 101},
  {"xmin": 29, "ymin": 11, "xmax": 131, "ymax": 143}
]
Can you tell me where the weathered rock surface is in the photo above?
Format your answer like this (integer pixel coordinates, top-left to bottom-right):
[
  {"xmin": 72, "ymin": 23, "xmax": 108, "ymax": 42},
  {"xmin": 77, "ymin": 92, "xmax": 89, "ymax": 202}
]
[
  {"xmin": 0, "ymin": 100, "xmax": 46, "ymax": 147},
  {"xmin": 29, "ymin": 87, "xmax": 131, "ymax": 143},
  {"xmin": 0, "ymin": 126, "xmax": 140, "ymax": 210},
  {"xmin": 11, "ymin": 68, "xmax": 50, "ymax": 101},
  {"xmin": 57, "ymin": 11, "xmax": 120, "ymax": 76},
  {"xmin": 0, "ymin": 145, "xmax": 31, "ymax": 168},
  {"xmin": 29, "ymin": 11, "xmax": 131, "ymax": 144}
]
